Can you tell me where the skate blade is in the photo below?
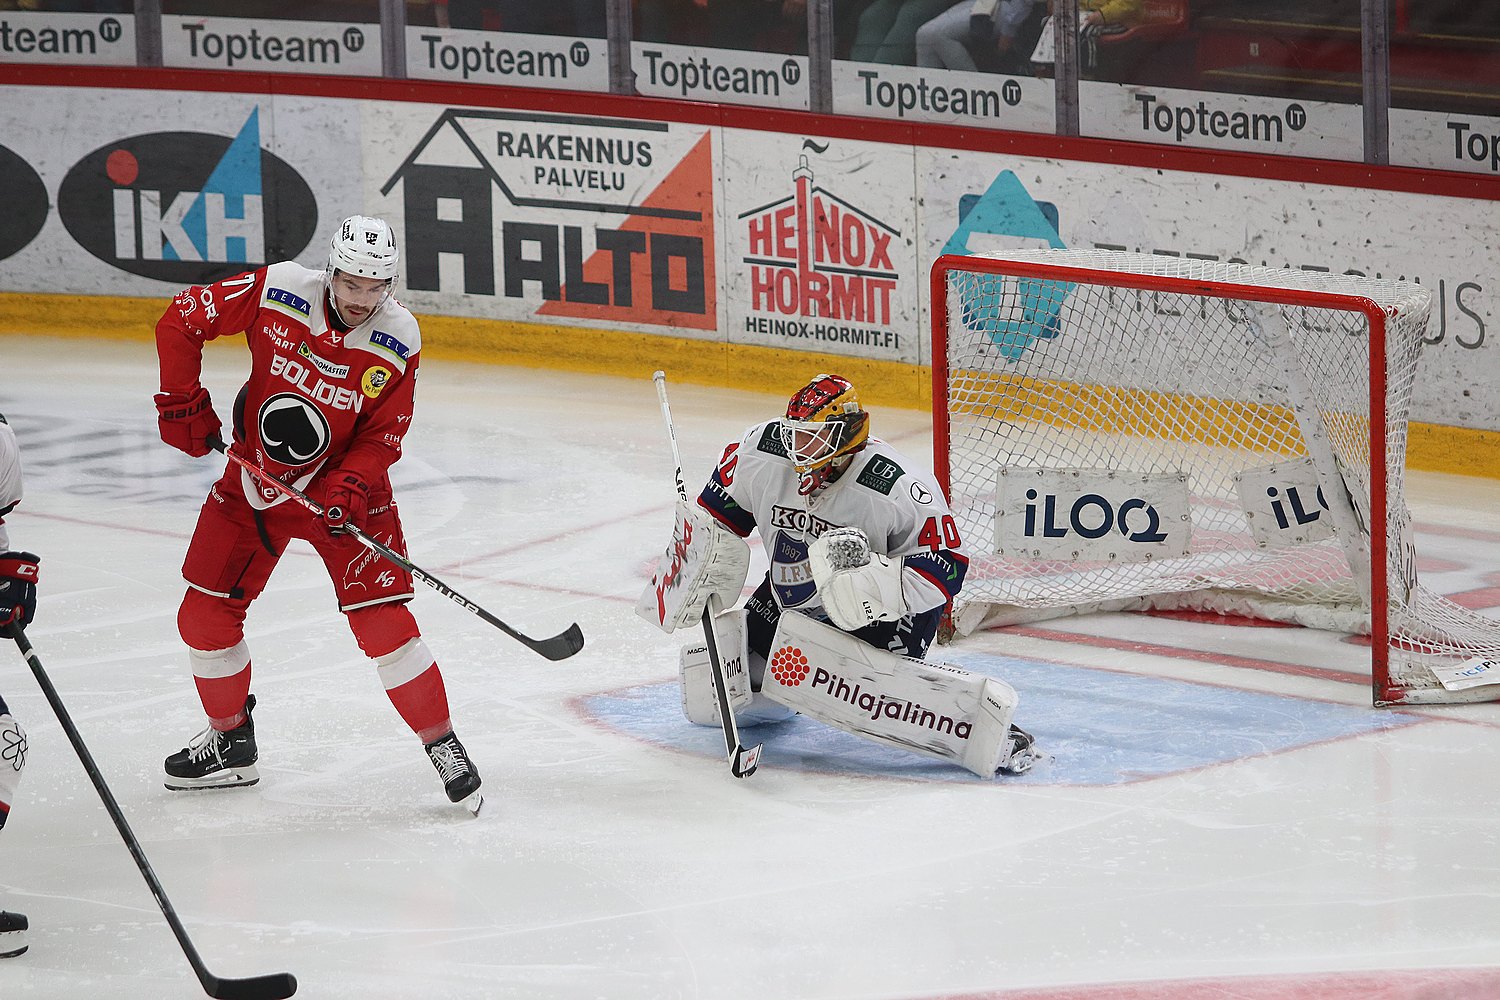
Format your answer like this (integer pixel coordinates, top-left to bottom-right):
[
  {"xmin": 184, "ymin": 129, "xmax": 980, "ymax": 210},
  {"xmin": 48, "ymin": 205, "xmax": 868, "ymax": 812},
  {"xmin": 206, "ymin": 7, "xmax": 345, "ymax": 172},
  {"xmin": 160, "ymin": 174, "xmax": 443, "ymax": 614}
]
[
  {"xmin": 164, "ymin": 764, "xmax": 261, "ymax": 791},
  {"xmin": 0, "ymin": 934, "xmax": 27, "ymax": 960},
  {"xmin": 462, "ymin": 790, "xmax": 484, "ymax": 816}
]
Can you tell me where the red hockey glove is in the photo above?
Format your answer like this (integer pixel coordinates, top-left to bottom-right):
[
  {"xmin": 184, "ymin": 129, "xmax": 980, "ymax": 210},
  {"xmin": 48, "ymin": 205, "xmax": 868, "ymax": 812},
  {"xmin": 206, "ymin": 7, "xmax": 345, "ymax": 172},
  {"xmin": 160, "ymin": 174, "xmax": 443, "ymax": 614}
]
[
  {"xmin": 0, "ymin": 551, "xmax": 39, "ymax": 638},
  {"xmin": 319, "ymin": 470, "xmax": 371, "ymax": 538},
  {"xmin": 154, "ymin": 387, "xmax": 221, "ymax": 458}
]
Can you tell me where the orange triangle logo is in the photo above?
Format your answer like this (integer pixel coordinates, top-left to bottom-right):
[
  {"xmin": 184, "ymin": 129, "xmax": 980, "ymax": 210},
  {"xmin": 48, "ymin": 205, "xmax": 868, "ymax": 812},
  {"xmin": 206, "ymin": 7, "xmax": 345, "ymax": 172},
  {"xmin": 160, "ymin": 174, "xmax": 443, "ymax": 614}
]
[{"xmin": 538, "ymin": 132, "xmax": 716, "ymax": 330}]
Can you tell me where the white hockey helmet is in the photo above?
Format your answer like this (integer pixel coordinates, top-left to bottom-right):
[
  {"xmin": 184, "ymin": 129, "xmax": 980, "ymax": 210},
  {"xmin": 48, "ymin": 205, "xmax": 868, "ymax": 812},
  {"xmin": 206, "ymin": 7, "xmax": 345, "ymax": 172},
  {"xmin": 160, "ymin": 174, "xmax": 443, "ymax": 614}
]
[{"xmin": 328, "ymin": 215, "xmax": 399, "ymax": 281}]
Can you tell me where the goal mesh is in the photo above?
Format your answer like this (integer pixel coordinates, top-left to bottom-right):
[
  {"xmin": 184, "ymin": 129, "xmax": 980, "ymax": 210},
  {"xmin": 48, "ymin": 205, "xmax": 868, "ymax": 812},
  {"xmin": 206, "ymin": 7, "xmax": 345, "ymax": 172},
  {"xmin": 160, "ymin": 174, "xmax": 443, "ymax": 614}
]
[{"xmin": 933, "ymin": 248, "xmax": 1500, "ymax": 705}]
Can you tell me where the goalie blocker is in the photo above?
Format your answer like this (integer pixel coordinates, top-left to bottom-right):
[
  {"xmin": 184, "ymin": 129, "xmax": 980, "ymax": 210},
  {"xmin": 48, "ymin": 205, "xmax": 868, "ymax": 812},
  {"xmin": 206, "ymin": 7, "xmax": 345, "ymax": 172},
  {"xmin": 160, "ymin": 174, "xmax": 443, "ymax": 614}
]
[
  {"xmin": 637, "ymin": 502, "xmax": 751, "ymax": 634},
  {"xmin": 762, "ymin": 611, "xmax": 1035, "ymax": 777}
]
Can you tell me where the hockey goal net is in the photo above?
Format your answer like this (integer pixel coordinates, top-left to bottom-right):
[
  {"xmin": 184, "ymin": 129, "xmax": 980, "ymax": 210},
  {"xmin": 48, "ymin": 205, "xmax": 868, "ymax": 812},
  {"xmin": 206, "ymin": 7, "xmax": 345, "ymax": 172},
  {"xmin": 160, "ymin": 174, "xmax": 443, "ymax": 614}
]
[{"xmin": 932, "ymin": 248, "xmax": 1500, "ymax": 706}]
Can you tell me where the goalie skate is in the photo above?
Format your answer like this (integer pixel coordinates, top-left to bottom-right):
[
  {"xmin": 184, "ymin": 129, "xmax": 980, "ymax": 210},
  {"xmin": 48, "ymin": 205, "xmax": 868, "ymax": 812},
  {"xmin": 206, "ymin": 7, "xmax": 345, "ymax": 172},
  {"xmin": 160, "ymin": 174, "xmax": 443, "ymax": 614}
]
[
  {"xmin": 999, "ymin": 724, "xmax": 1038, "ymax": 776},
  {"xmin": 164, "ymin": 694, "xmax": 260, "ymax": 790}
]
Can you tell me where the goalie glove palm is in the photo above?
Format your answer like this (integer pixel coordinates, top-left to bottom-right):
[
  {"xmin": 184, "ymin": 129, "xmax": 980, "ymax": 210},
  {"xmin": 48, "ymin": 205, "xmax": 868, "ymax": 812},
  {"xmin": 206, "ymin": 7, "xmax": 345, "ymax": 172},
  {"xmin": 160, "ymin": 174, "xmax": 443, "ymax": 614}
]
[{"xmin": 809, "ymin": 527, "xmax": 907, "ymax": 631}]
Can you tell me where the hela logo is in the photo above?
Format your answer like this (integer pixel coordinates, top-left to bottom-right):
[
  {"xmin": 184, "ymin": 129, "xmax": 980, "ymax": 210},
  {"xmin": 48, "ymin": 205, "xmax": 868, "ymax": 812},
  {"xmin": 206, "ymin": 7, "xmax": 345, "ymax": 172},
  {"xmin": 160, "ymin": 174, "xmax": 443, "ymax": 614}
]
[{"xmin": 58, "ymin": 108, "xmax": 317, "ymax": 282}]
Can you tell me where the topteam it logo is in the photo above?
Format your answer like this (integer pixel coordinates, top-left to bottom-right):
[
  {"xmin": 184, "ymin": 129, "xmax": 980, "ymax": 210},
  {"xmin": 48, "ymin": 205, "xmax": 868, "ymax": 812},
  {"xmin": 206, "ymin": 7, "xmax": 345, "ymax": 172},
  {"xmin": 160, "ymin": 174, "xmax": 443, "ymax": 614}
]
[{"xmin": 58, "ymin": 108, "xmax": 318, "ymax": 283}]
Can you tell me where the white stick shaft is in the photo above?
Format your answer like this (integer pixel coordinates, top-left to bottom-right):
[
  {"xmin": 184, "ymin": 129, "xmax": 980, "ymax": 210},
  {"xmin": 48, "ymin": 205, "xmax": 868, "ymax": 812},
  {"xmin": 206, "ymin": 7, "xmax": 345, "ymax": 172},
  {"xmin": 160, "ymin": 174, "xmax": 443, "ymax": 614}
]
[{"xmin": 653, "ymin": 370, "xmax": 689, "ymax": 504}]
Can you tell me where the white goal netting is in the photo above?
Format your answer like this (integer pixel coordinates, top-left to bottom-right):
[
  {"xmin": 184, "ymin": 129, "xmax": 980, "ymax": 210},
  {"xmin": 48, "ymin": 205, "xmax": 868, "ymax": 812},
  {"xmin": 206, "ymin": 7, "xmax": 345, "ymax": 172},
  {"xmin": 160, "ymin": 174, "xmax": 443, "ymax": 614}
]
[{"xmin": 934, "ymin": 249, "xmax": 1500, "ymax": 705}]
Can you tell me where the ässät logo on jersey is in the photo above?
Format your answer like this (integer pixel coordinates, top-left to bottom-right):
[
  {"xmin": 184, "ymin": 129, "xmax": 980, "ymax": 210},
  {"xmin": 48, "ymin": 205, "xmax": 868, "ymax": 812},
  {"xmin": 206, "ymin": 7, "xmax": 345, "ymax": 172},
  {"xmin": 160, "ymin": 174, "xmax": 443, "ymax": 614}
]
[
  {"xmin": 0, "ymin": 144, "xmax": 48, "ymax": 263},
  {"xmin": 361, "ymin": 366, "xmax": 391, "ymax": 399},
  {"xmin": 258, "ymin": 392, "xmax": 331, "ymax": 466},
  {"xmin": 58, "ymin": 107, "xmax": 318, "ymax": 283},
  {"xmin": 769, "ymin": 645, "xmax": 810, "ymax": 686}
]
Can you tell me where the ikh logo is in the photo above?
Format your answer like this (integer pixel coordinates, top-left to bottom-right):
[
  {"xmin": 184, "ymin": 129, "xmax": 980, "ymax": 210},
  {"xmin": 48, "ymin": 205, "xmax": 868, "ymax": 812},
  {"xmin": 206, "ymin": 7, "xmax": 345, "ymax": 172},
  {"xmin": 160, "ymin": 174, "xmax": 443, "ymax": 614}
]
[
  {"xmin": 740, "ymin": 142, "xmax": 899, "ymax": 328},
  {"xmin": 58, "ymin": 108, "xmax": 317, "ymax": 282},
  {"xmin": 0, "ymin": 145, "xmax": 48, "ymax": 262}
]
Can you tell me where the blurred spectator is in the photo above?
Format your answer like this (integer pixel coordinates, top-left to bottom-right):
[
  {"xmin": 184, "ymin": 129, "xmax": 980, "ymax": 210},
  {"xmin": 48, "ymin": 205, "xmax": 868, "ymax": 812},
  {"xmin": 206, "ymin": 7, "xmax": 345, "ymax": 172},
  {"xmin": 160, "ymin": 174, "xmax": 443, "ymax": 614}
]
[
  {"xmin": 0, "ymin": 1, "xmax": 131, "ymax": 9},
  {"xmin": 636, "ymin": 0, "xmax": 805, "ymax": 54},
  {"xmin": 916, "ymin": 0, "xmax": 1043, "ymax": 73},
  {"xmin": 850, "ymin": 0, "xmax": 953, "ymax": 65},
  {"xmin": 1029, "ymin": 0, "xmax": 1142, "ymax": 73},
  {"xmin": 162, "ymin": 1, "xmax": 380, "ymax": 21}
]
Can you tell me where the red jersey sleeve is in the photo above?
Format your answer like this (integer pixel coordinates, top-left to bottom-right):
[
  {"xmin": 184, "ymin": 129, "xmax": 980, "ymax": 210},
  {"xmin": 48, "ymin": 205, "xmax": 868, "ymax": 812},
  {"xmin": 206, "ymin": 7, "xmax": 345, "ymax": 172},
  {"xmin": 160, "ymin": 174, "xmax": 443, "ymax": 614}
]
[
  {"xmin": 334, "ymin": 348, "xmax": 420, "ymax": 486},
  {"xmin": 155, "ymin": 269, "xmax": 266, "ymax": 394}
]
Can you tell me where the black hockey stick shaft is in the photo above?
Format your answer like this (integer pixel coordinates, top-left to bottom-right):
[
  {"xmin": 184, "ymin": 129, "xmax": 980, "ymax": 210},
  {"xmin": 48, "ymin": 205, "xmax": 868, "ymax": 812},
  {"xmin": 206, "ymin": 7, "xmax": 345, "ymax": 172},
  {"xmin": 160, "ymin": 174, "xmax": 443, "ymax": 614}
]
[
  {"xmin": 652, "ymin": 372, "xmax": 761, "ymax": 778},
  {"xmin": 207, "ymin": 436, "xmax": 583, "ymax": 661},
  {"xmin": 11, "ymin": 628, "xmax": 297, "ymax": 1000}
]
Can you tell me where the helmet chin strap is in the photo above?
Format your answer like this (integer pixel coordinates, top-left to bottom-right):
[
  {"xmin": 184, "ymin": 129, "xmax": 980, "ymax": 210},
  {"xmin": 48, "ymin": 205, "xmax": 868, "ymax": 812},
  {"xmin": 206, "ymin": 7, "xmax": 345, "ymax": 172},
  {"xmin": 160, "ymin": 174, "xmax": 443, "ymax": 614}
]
[{"xmin": 797, "ymin": 454, "xmax": 854, "ymax": 496}]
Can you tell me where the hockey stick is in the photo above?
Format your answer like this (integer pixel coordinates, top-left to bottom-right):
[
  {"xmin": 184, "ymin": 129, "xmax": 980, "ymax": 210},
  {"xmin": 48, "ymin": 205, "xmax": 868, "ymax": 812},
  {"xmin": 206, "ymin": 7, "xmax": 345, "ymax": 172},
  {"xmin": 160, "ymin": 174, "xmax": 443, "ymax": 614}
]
[
  {"xmin": 652, "ymin": 372, "xmax": 762, "ymax": 779},
  {"xmin": 207, "ymin": 435, "xmax": 583, "ymax": 662},
  {"xmin": 10, "ymin": 627, "xmax": 297, "ymax": 1000}
]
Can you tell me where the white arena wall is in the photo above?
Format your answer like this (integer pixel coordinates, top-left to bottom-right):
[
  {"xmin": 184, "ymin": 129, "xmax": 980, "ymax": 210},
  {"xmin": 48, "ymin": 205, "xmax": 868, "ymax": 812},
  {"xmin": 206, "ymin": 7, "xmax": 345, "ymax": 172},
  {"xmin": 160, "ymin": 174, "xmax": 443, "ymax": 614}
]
[{"xmin": 1, "ymin": 68, "xmax": 1497, "ymax": 476}]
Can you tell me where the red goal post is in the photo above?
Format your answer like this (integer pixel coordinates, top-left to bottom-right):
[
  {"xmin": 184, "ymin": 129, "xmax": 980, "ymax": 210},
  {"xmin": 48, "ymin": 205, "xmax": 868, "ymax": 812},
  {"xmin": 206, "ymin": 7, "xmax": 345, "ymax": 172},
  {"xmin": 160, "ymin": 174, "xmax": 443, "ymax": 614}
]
[{"xmin": 929, "ymin": 248, "xmax": 1500, "ymax": 706}]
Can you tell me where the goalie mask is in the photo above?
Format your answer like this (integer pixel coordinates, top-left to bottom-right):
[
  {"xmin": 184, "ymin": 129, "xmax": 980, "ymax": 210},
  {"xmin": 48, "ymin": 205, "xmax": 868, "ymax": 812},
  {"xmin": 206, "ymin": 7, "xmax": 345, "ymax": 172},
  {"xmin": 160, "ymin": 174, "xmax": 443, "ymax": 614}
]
[
  {"xmin": 326, "ymin": 216, "xmax": 399, "ymax": 326},
  {"xmin": 779, "ymin": 374, "xmax": 869, "ymax": 495}
]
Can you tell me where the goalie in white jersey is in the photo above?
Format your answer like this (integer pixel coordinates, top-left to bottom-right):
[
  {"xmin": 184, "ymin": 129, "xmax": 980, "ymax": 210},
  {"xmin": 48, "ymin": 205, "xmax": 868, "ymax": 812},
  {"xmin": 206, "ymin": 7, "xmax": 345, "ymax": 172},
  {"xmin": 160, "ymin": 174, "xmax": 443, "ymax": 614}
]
[{"xmin": 642, "ymin": 374, "xmax": 1035, "ymax": 777}]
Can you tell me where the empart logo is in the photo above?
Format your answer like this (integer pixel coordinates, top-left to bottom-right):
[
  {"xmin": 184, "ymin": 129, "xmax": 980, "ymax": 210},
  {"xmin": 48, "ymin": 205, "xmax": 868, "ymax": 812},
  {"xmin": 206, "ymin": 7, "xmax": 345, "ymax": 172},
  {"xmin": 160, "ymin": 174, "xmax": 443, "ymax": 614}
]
[{"xmin": 58, "ymin": 108, "xmax": 317, "ymax": 283}]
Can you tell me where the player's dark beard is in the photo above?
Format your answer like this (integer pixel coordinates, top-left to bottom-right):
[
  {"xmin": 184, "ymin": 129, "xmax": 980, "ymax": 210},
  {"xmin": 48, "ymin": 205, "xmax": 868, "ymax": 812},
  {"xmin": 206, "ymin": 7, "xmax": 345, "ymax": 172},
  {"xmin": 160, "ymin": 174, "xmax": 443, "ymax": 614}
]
[{"xmin": 325, "ymin": 287, "xmax": 356, "ymax": 333}]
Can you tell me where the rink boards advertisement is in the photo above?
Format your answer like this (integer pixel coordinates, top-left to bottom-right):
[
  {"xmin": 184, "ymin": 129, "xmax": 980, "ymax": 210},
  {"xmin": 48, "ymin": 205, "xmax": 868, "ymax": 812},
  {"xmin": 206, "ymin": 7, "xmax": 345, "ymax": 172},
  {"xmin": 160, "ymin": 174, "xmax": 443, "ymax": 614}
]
[
  {"xmin": 1, "ymin": 83, "xmax": 1498, "ymax": 433},
  {"xmin": 0, "ymin": 85, "xmax": 362, "ymax": 297}
]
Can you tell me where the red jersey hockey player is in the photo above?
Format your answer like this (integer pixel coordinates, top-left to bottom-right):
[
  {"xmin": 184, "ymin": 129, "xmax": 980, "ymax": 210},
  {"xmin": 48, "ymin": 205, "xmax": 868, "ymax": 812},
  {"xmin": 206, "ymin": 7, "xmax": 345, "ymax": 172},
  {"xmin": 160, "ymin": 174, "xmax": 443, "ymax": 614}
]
[
  {"xmin": 153, "ymin": 216, "xmax": 482, "ymax": 812},
  {"xmin": 0, "ymin": 413, "xmax": 36, "ymax": 956}
]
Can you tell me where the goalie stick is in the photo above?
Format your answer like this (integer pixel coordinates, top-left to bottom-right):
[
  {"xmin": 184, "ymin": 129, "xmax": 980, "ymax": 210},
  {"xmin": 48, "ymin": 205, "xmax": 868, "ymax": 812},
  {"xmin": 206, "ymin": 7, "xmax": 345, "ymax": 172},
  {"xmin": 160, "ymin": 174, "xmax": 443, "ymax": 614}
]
[
  {"xmin": 207, "ymin": 435, "xmax": 584, "ymax": 662},
  {"xmin": 11, "ymin": 627, "xmax": 297, "ymax": 1000},
  {"xmin": 653, "ymin": 371, "xmax": 762, "ymax": 778}
]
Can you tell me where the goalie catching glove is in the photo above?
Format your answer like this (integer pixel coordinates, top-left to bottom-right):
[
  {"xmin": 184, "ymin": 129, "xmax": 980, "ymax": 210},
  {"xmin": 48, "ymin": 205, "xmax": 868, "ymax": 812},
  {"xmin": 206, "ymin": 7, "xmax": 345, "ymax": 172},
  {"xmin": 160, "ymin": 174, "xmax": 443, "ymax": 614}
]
[
  {"xmin": 637, "ymin": 502, "xmax": 751, "ymax": 633},
  {"xmin": 808, "ymin": 526, "xmax": 907, "ymax": 631}
]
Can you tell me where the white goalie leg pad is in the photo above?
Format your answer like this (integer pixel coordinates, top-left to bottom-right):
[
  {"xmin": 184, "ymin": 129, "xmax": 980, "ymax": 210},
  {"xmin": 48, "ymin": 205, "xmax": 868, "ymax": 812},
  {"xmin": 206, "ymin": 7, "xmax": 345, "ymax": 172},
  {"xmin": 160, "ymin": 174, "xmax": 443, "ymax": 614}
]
[
  {"xmin": 638, "ymin": 502, "xmax": 752, "ymax": 634},
  {"xmin": 0, "ymin": 713, "xmax": 26, "ymax": 826},
  {"xmin": 679, "ymin": 606, "xmax": 753, "ymax": 727},
  {"xmin": 762, "ymin": 611, "xmax": 1019, "ymax": 777}
]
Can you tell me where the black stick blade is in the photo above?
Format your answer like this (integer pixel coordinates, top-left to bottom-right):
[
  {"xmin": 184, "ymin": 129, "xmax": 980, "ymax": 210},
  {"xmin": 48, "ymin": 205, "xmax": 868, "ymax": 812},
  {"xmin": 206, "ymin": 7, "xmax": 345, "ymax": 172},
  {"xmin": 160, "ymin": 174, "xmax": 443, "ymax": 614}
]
[
  {"xmin": 731, "ymin": 742, "xmax": 763, "ymax": 778},
  {"xmin": 533, "ymin": 622, "xmax": 585, "ymax": 661},
  {"xmin": 207, "ymin": 971, "xmax": 298, "ymax": 1000}
]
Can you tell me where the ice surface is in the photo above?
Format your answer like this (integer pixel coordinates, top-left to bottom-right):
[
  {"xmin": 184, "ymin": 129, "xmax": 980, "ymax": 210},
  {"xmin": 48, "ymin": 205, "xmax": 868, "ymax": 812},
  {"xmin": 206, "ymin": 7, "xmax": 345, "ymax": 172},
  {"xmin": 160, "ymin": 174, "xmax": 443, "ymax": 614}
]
[{"xmin": 3, "ymin": 335, "xmax": 1500, "ymax": 999}]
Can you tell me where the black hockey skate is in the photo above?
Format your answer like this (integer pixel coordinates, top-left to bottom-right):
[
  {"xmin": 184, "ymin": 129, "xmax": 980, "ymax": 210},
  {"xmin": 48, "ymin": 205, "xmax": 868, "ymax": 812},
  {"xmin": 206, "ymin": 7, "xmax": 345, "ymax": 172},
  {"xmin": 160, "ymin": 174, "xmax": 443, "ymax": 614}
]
[
  {"xmin": 0, "ymin": 910, "xmax": 27, "ymax": 958},
  {"xmin": 425, "ymin": 731, "xmax": 482, "ymax": 815},
  {"xmin": 164, "ymin": 694, "xmax": 260, "ymax": 790},
  {"xmin": 998, "ymin": 724, "xmax": 1038, "ymax": 776}
]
